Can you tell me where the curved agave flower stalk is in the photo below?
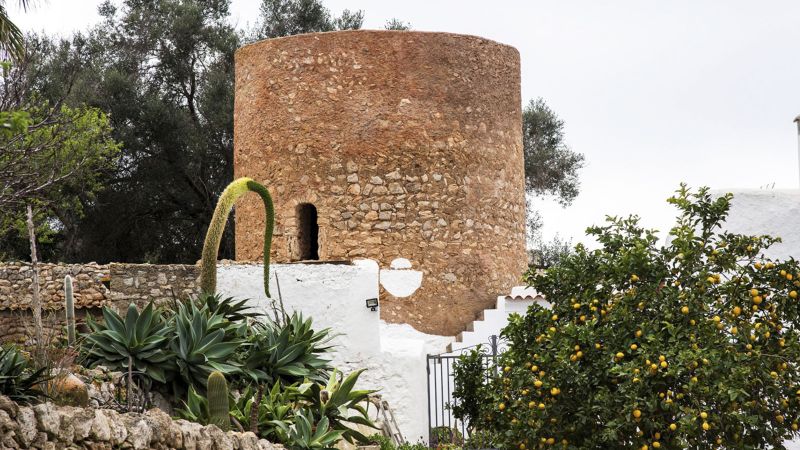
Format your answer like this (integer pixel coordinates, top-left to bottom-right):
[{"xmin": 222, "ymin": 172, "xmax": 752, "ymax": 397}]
[{"xmin": 200, "ymin": 177, "xmax": 275, "ymax": 297}]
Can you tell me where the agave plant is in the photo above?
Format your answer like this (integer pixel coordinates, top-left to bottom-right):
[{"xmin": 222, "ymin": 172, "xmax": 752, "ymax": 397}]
[
  {"xmin": 175, "ymin": 385, "xmax": 210, "ymax": 424},
  {"xmin": 0, "ymin": 346, "xmax": 49, "ymax": 404},
  {"xmin": 194, "ymin": 292, "xmax": 259, "ymax": 322},
  {"xmin": 82, "ymin": 303, "xmax": 174, "ymax": 384},
  {"xmin": 170, "ymin": 302, "xmax": 246, "ymax": 389},
  {"xmin": 230, "ymin": 382, "xmax": 300, "ymax": 440},
  {"xmin": 298, "ymin": 369, "xmax": 377, "ymax": 444},
  {"xmin": 276, "ymin": 409, "xmax": 343, "ymax": 450},
  {"xmin": 243, "ymin": 312, "xmax": 334, "ymax": 386}
]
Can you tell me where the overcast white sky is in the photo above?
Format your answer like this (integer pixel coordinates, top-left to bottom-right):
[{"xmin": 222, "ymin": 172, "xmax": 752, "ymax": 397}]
[{"xmin": 13, "ymin": 1, "xmax": 800, "ymax": 246}]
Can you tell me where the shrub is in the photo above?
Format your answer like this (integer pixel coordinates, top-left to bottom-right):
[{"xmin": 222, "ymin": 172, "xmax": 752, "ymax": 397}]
[
  {"xmin": 0, "ymin": 345, "xmax": 48, "ymax": 404},
  {"xmin": 455, "ymin": 186, "xmax": 800, "ymax": 449}
]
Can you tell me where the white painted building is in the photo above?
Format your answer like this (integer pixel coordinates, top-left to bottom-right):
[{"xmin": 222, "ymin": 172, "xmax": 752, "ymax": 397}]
[
  {"xmin": 214, "ymin": 259, "xmax": 535, "ymax": 444},
  {"xmin": 216, "ymin": 260, "xmax": 452, "ymax": 444},
  {"xmin": 714, "ymin": 189, "xmax": 800, "ymax": 261}
]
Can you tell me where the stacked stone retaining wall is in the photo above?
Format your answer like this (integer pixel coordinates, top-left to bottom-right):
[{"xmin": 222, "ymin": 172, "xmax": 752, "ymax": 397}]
[{"xmin": 0, "ymin": 262, "xmax": 200, "ymax": 343}]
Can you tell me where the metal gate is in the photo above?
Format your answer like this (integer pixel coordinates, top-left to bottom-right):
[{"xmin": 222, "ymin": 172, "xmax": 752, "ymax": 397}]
[{"xmin": 426, "ymin": 335, "xmax": 504, "ymax": 447}]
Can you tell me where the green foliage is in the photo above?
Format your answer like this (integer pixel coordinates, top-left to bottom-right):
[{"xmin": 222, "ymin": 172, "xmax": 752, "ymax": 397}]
[
  {"xmin": 0, "ymin": 97, "xmax": 120, "ymax": 260},
  {"xmin": 243, "ymin": 312, "xmax": 333, "ymax": 386},
  {"xmin": 457, "ymin": 185, "xmax": 800, "ymax": 449},
  {"xmin": 82, "ymin": 303, "xmax": 174, "ymax": 384},
  {"xmin": 32, "ymin": 0, "xmax": 240, "ymax": 264},
  {"xmin": 64, "ymin": 275, "xmax": 75, "ymax": 346},
  {"xmin": 522, "ymin": 97, "xmax": 584, "ymax": 244},
  {"xmin": 0, "ymin": 345, "xmax": 48, "ymax": 404},
  {"xmin": 175, "ymin": 385, "xmax": 210, "ymax": 424},
  {"xmin": 195, "ymin": 292, "xmax": 259, "ymax": 322},
  {"xmin": 200, "ymin": 177, "xmax": 274, "ymax": 297},
  {"xmin": 229, "ymin": 370, "xmax": 375, "ymax": 446},
  {"xmin": 298, "ymin": 369, "xmax": 377, "ymax": 444},
  {"xmin": 528, "ymin": 234, "xmax": 574, "ymax": 269},
  {"xmin": 522, "ymin": 98, "xmax": 584, "ymax": 205},
  {"xmin": 257, "ymin": 0, "xmax": 362, "ymax": 38},
  {"xmin": 367, "ymin": 434, "xmax": 433, "ymax": 450},
  {"xmin": 277, "ymin": 409, "xmax": 343, "ymax": 450},
  {"xmin": 230, "ymin": 383, "xmax": 300, "ymax": 441},
  {"xmin": 207, "ymin": 371, "xmax": 231, "ymax": 431},
  {"xmin": 450, "ymin": 346, "xmax": 485, "ymax": 427},
  {"xmin": 0, "ymin": 1, "xmax": 29, "ymax": 61},
  {"xmin": 170, "ymin": 302, "xmax": 245, "ymax": 389},
  {"xmin": 384, "ymin": 18, "xmax": 411, "ymax": 30}
]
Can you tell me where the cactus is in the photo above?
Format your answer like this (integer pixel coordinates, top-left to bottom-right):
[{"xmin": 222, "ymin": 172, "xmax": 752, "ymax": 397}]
[
  {"xmin": 207, "ymin": 371, "xmax": 230, "ymax": 431},
  {"xmin": 64, "ymin": 275, "xmax": 75, "ymax": 347},
  {"xmin": 200, "ymin": 177, "xmax": 274, "ymax": 297}
]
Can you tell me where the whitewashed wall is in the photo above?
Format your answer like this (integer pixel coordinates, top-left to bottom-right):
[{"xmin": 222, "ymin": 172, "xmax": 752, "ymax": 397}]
[
  {"xmin": 714, "ymin": 189, "xmax": 800, "ymax": 260},
  {"xmin": 216, "ymin": 261, "xmax": 451, "ymax": 444}
]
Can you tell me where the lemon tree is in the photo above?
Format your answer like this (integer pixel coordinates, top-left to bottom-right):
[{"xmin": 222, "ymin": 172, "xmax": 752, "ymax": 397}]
[{"xmin": 455, "ymin": 186, "xmax": 800, "ymax": 449}]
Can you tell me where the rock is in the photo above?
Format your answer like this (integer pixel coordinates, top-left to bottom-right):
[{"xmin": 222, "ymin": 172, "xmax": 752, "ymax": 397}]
[
  {"xmin": 371, "ymin": 186, "xmax": 388, "ymax": 195},
  {"xmin": 106, "ymin": 410, "xmax": 128, "ymax": 445},
  {"xmin": 71, "ymin": 407, "xmax": 94, "ymax": 441},
  {"xmin": 0, "ymin": 409, "xmax": 14, "ymax": 432},
  {"xmin": 91, "ymin": 409, "xmax": 112, "ymax": 441},
  {"xmin": 124, "ymin": 416, "xmax": 153, "ymax": 449},
  {"xmin": 0, "ymin": 396, "xmax": 285, "ymax": 450},
  {"xmin": 151, "ymin": 391, "xmax": 173, "ymax": 416},
  {"xmin": 145, "ymin": 408, "xmax": 183, "ymax": 449},
  {"xmin": 15, "ymin": 406, "xmax": 36, "ymax": 447},
  {"xmin": 0, "ymin": 395, "xmax": 18, "ymax": 418},
  {"xmin": 51, "ymin": 373, "xmax": 90, "ymax": 407},
  {"xmin": 33, "ymin": 403, "xmax": 61, "ymax": 437}
]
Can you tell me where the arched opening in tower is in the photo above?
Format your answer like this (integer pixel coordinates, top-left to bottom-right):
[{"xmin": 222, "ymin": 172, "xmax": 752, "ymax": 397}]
[{"xmin": 296, "ymin": 203, "xmax": 319, "ymax": 261}]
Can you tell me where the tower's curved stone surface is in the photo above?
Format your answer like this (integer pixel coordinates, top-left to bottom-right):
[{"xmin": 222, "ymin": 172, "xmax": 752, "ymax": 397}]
[{"xmin": 234, "ymin": 30, "xmax": 527, "ymax": 335}]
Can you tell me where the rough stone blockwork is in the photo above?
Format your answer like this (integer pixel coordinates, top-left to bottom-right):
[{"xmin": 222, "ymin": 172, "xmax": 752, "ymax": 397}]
[
  {"xmin": 0, "ymin": 395, "xmax": 283, "ymax": 450},
  {"xmin": 0, "ymin": 262, "xmax": 200, "ymax": 343},
  {"xmin": 234, "ymin": 30, "xmax": 528, "ymax": 335}
]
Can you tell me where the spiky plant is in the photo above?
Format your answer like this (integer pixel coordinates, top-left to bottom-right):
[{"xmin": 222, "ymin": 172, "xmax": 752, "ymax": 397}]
[
  {"xmin": 200, "ymin": 177, "xmax": 274, "ymax": 297},
  {"xmin": 207, "ymin": 371, "xmax": 231, "ymax": 431},
  {"xmin": 64, "ymin": 275, "xmax": 75, "ymax": 347}
]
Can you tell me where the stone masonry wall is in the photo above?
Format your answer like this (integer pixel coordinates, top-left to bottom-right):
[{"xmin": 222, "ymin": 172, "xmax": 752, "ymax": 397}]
[
  {"xmin": 0, "ymin": 262, "xmax": 199, "ymax": 343},
  {"xmin": 234, "ymin": 30, "xmax": 528, "ymax": 335},
  {"xmin": 0, "ymin": 395, "xmax": 283, "ymax": 450}
]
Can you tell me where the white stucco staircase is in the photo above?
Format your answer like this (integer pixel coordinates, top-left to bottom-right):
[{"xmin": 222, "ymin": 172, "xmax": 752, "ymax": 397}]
[{"xmin": 446, "ymin": 286, "xmax": 550, "ymax": 353}]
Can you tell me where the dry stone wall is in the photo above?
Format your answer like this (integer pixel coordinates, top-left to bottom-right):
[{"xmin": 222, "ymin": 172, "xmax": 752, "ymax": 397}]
[
  {"xmin": 0, "ymin": 262, "xmax": 200, "ymax": 343},
  {"xmin": 234, "ymin": 30, "xmax": 528, "ymax": 335},
  {"xmin": 0, "ymin": 395, "xmax": 283, "ymax": 450}
]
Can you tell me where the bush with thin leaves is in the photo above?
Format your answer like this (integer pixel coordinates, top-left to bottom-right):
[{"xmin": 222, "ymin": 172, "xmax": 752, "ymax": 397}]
[{"xmin": 0, "ymin": 345, "xmax": 49, "ymax": 404}]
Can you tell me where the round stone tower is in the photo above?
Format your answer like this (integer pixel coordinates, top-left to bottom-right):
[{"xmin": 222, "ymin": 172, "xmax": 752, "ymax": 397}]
[{"xmin": 234, "ymin": 30, "xmax": 527, "ymax": 336}]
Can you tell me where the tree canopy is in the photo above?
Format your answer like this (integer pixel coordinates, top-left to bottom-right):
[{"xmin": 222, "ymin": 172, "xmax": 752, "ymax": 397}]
[{"xmin": 456, "ymin": 186, "xmax": 800, "ymax": 449}]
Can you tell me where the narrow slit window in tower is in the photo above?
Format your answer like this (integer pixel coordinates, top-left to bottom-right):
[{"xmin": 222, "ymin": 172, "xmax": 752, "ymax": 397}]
[{"xmin": 296, "ymin": 203, "xmax": 319, "ymax": 260}]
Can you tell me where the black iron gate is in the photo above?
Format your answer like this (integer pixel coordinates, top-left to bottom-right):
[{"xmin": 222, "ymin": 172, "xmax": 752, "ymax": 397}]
[{"xmin": 426, "ymin": 335, "xmax": 503, "ymax": 447}]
